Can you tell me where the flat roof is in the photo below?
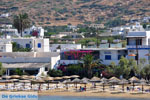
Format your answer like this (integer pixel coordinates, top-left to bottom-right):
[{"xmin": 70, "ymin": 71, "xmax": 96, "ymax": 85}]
[
  {"xmin": 65, "ymin": 48, "xmax": 127, "ymax": 51},
  {"xmin": 2, "ymin": 63, "xmax": 50, "ymax": 69}
]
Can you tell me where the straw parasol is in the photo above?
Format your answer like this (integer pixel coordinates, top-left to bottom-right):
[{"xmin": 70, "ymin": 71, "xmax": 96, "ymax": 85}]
[
  {"xmin": 54, "ymin": 77, "xmax": 62, "ymax": 80},
  {"xmin": 109, "ymin": 77, "xmax": 120, "ymax": 90},
  {"xmin": 2, "ymin": 75, "xmax": 11, "ymax": 79},
  {"xmin": 81, "ymin": 77, "xmax": 89, "ymax": 91},
  {"xmin": 62, "ymin": 76, "xmax": 71, "ymax": 79},
  {"xmin": 81, "ymin": 77, "xmax": 90, "ymax": 81},
  {"xmin": 140, "ymin": 78, "xmax": 146, "ymax": 93},
  {"xmin": 100, "ymin": 77, "xmax": 108, "ymax": 91},
  {"xmin": 119, "ymin": 79, "xmax": 128, "ymax": 92},
  {"xmin": 21, "ymin": 75, "xmax": 29, "ymax": 80},
  {"xmin": 129, "ymin": 76, "xmax": 139, "ymax": 90},
  {"xmin": 29, "ymin": 75, "xmax": 36, "ymax": 79},
  {"xmin": 90, "ymin": 77, "xmax": 101, "ymax": 82},
  {"xmin": 70, "ymin": 75, "xmax": 80, "ymax": 78},
  {"xmin": 44, "ymin": 77, "xmax": 53, "ymax": 90},
  {"xmin": 19, "ymin": 80, "xmax": 31, "ymax": 89},
  {"xmin": 11, "ymin": 75, "xmax": 20, "ymax": 79},
  {"xmin": 35, "ymin": 79, "xmax": 45, "ymax": 91},
  {"xmin": 63, "ymin": 79, "xmax": 71, "ymax": 90},
  {"xmin": 90, "ymin": 77, "xmax": 101, "ymax": 88},
  {"xmin": 4, "ymin": 80, "xmax": 12, "ymax": 89},
  {"xmin": 72, "ymin": 78, "xmax": 81, "ymax": 90},
  {"xmin": 11, "ymin": 79, "xmax": 19, "ymax": 89}
]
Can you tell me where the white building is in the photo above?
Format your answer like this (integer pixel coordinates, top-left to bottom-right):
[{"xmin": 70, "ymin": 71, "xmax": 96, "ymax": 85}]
[
  {"xmin": 111, "ymin": 22, "xmax": 144, "ymax": 36},
  {"xmin": 89, "ymin": 24, "xmax": 105, "ymax": 29},
  {"xmin": 0, "ymin": 37, "xmax": 50, "ymax": 52},
  {"xmin": 0, "ymin": 24, "xmax": 19, "ymax": 37},
  {"xmin": 0, "ymin": 52, "xmax": 60, "ymax": 76},
  {"xmin": 23, "ymin": 26, "xmax": 44, "ymax": 38},
  {"xmin": 50, "ymin": 44, "xmax": 81, "ymax": 52},
  {"xmin": 126, "ymin": 31, "xmax": 150, "ymax": 64},
  {"xmin": 0, "ymin": 39, "xmax": 12, "ymax": 52},
  {"xmin": 12, "ymin": 37, "xmax": 49, "ymax": 52},
  {"xmin": 60, "ymin": 48, "xmax": 126, "ymax": 65}
]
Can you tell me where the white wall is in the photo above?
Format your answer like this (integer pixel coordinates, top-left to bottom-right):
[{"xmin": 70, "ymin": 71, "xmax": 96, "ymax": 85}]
[
  {"xmin": 51, "ymin": 55, "xmax": 60, "ymax": 69},
  {"xmin": 12, "ymin": 38, "xmax": 49, "ymax": 52},
  {"xmin": 100, "ymin": 50, "xmax": 119, "ymax": 65}
]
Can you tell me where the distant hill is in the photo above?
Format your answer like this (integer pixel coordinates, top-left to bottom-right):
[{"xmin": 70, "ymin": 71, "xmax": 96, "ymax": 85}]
[{"xmin": 1, "ymin": 0, "xmax": 150, "ymax": 26}]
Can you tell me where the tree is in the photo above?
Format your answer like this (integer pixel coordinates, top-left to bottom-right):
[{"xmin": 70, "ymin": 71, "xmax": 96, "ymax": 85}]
[
  {"xmin": 140, "ymin": 65, "xmax": 150, "ymax": 80},
  {"xmin": 82, "ymin": 54, "xmax": 97, "ymax": 78},
  {"xmin": 13, "ymin": 13, "xmax": 30, "ymax": 37},
  {"xmin": 48, "ymin": 69, "xmax": 63, "ymax": 77},
  {"xmin": 65, "ymin": 64, "xmax": 84, "ymax": 77},
  {"xmin": 0, "ymin": 62, "xmax": 6, "ymax": 76},
  {"xmin": 15, "ymin": 68, "xmax": 23, "ymax": 75},
  {"xmin": 117, "ymin": 56, "xmax": 131, "ymax": 78},
  {"xmin": 128, "ymin": 58, "xmax": 139, "ymax": 77}
]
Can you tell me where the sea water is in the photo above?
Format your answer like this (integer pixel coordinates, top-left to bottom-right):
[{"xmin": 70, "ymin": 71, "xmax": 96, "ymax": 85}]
[{"xmin": 38, "ymin": 96, "xmax": 150, "ymax": 100}]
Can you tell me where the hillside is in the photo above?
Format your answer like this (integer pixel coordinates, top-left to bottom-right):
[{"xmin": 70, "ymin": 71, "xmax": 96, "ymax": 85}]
[{"xmin": 1, "ymin": 0, "xmax": 150, "ymax": 26}]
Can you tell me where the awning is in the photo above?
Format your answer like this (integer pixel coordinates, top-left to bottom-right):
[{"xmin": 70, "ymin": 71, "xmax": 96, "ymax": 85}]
[{"xmin": 2, "ymin": 63, "xmax": 50, "ymax": 69}]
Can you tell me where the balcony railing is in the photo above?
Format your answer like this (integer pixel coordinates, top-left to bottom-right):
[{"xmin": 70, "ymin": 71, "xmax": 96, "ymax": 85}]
[{"xmin": 127, "ymin": 45, "xmax": 150, "ymax": 49}]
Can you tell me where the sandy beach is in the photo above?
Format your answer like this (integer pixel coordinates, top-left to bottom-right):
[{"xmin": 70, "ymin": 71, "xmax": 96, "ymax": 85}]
[
  {"xmin": 0, "ymin": 83, "xmax": 150, "ymax": 99},
  {"xmin": 37, "ymin": 84, "xmax": 150, "ymax": 99},
  {"xmin": 37, "ymin": 89, "xmax": 150, "ymax": 99}
]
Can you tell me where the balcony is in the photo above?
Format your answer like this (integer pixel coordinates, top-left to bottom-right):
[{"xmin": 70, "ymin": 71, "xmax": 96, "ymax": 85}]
[{"xmin": 127, "ymin": 45, "xmax": 150, "ymax": 50}]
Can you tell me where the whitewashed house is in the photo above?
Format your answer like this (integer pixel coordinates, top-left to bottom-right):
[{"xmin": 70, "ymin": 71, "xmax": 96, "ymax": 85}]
[{"xmin": 23, "ymin": 26, "xmax": 44, "ymax": 38}]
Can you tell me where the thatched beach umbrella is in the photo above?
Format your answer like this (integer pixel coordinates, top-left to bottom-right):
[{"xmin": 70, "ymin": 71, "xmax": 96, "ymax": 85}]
[
  {"xmin": 4, "ymin": 80, "xmax": 12, "ymax": 90},
  {"xmin": 109, "ymin": 77, "xmax": 120, "ymax": 90},
  {"xmin": 36, "ymin": 79, "xmax": 45, "ymax": 91},
  {"xmin": 11, "ymin": 79, "xmax": 19, "ymax": 89},
  {"xmin": 21, "ymin": 75, "xmax": 29, "ymax": 80},
  {"xmin": 44, "ymin": 77, "xmax": 53, "ymax": 90},
  {"xmin": 2, "ymin": 75, "xmax": 11, "ymax": 79},
  {"xmin": 140, "ymin": 78, "xmax": 146, "ymax": 93},
  {"xmin": 81, "ymin": 77, "xmax": 90, "ymax": 81},
  {"xmin": 63, "ymin": 79, "xmax": 71, "ymax": 90},
  {"xmin": 2, "ymin": 76, "xmax": 11, "ymax": 88},
  {"xmin": 54, "ymin": 77, "xmax": 62, "ymax": 80},
  {"xmin": 19, "ymin": 80, "xmax": 31, "ymax": 89},
  {"xmin": 72, "ymin": 78, "xmax": 81, "ymax": 90},
  {"xmin": 29, "ymin": 75, "xmax": 36, "ymax": 79},
  {"xmin": 90, "ymin": 77, "xmax": 101, "ymax": 88},
  {"xmin": 70, "ymin": 75, "xmax": 80, "ymax": 78},
  {"xmin": 81, "ymin": 77, "xmax": 89, "ymax": 91},
  {"xmin": 129, "ymin": 76, "xmax": 139, "ymax": 90},
  {"xmin": 11, "ymin": 75, "xmax": 20, "ymax": 79},
  {"xmin": 100, "ymin": 77, "xmax": 108, "ymax": 91},
  {"xmin": 119, "ymin": 79, "xmax": 128, "ymax": 92},
  {"xmin": 54, "ymin": 77, "xmax": 62, "ymax": 88},
  {"xmin": 62, "ymin": 76, "xmax": 71, "ymax": 79}
]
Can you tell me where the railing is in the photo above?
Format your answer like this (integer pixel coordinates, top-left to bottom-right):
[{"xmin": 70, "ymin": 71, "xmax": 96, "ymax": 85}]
[{"xmin": 127, "ymin": 45, "xmax": 150, "ymax": 49}]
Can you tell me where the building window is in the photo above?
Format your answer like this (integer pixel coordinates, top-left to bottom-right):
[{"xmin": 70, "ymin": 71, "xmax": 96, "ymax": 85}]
[
  {"xmin": 118, "ymin": 55, "xmax": 121, "ymax": 60},
  {"xmin": 26, "ymin": 44, "xmax": 30, "ymax": 48},
  {"xmin": 38, "ymin": 43, "xmax": 41, "ymax": 48},
  {"xmin": 105, "ymin": 55, "xmax": 111, "ymax": 60}
]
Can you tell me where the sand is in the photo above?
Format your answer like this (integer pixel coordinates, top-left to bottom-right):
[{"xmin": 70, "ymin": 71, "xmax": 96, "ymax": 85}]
[
  {"xmin": 38, "ymin": 89, "xmax": 150, "ymax": 99},
  {"xmin": 38, "ymin": 84, "xmax": 150, "ymax": 99},
  {"xmin": 0, "ymin": 83, "xmax": 150, "ymax": 99}
]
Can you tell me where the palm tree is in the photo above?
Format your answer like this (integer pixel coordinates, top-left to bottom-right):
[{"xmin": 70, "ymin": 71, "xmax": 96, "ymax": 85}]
[
  {"xmin": 82, "ymin": 54, "xmax": 100, "ymax": 78},
  {"xmin": 13, "ymin": 13, "xmax": 30, "ymax": 37}
]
